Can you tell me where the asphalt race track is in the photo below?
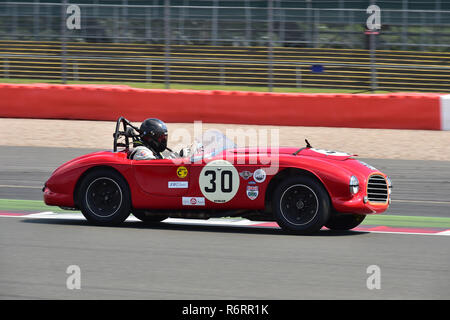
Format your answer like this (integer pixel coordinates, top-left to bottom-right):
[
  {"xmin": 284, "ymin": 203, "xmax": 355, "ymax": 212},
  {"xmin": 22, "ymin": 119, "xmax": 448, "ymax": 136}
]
[
  {"xmin": 0, "ymin": 146, "xmax": 449, "ymax": 299},
  {"xmin": 1, "ymin": 146, "xmax": 450, "ymax": 217}
]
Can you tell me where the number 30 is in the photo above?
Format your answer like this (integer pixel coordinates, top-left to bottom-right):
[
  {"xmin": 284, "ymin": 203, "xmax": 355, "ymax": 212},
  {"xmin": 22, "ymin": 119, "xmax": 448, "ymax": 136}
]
[{"xmin": 204, "ymin": 170, "xmax": 233, "ymax": 193}]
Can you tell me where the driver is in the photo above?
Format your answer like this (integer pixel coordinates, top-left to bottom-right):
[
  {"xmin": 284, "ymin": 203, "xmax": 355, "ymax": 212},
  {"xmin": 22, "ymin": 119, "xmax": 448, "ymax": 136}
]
[{"xmin": 130, "ymin": 118, "xmax": 168, "ymax": 160}]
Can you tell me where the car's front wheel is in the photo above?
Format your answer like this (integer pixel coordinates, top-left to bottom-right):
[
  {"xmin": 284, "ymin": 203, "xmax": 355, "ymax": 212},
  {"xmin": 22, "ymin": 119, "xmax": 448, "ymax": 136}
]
[
  {"xmin": 272, "ymin": 175, "xmax": 331, "ymax": 235},
  {"xmin": 325, "ymin": 214, "xmax": 366, "ymax": 231},
  {"xmin": 78, "ymin": 168, "xmax": 131, "ymax": 226}
]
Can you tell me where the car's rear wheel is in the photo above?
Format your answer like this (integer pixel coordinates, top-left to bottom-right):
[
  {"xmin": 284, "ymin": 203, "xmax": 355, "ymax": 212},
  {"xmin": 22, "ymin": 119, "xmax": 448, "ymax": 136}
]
[
  {"xmin": 325, "ymin": 213, "xmax": 366, "ymax": 231},
  {"xmin": 272, "ymin": 175, "xmax": 331, "ymax": 235},
  {"xmin": 78, "ymin": 169, "xmax": 131, "ymax": 226}
]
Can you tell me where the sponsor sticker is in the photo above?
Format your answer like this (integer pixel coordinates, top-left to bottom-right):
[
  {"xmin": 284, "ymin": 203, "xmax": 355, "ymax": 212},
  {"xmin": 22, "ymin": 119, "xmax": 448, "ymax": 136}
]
[
  {"xmin": 253, "ymin": 168, "xmax": 266, "ymax": 183},
  {"xmin": 182, "ymin": 197, "xmax": 205, "ymax": 206},
  {"xmin": 177, "ymin": 166, "xmax": 188, "ymax": 178},
  {"xmin": 246, "ymin": 185, "xmax": 259, "ymax": 200},
  {"xmin": 168, "ymin": 181, "xmax": 188, "ymax": 188},
  {"xmin": 239, "ymin": 171, "xmax": 253, "ymax": 180}
]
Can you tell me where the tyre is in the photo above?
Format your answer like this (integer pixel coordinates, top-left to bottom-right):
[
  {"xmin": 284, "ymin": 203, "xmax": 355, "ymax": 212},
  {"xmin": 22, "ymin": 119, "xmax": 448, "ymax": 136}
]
[
  {"xmin": 78, "ymin": 168, "xmax": 131, "ymax": 226},
  {"xmin": 133, "ymin": 210, "xmax": 167, "ymax": 223},
  {"xmin": 272, "ymin": 175, "xmax": 331, "ymax": 235},
  {"xmin": 325, "ymin": 214, "xmax": 366, "ymax": 231}
]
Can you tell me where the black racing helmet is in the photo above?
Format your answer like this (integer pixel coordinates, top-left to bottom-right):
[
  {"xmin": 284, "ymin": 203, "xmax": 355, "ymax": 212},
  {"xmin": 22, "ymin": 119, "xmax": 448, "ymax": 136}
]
[{"xmin": 139, "ymin": 118, "xmax": 168, "ymax": 153}]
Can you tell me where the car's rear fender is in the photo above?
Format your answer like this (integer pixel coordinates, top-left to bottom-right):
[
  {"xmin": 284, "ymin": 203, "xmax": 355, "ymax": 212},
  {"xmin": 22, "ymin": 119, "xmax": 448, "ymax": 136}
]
[
  {"xmin": 45, "ymin": 151, "xmax": 133, "ymax": 208},
  {"xmin": 72, "ymin": 165, "xmax": 132, "ymax": 208}
]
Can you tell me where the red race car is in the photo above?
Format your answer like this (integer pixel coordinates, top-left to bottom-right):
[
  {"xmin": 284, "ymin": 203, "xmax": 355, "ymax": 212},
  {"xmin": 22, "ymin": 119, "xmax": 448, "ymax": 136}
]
[{"xmin": 43, "ymin": 117, "xmax": 392, "ymax": 234}]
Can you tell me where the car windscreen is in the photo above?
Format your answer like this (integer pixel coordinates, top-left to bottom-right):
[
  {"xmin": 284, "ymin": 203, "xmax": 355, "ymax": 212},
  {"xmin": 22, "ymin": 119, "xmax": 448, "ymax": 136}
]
[{"xmin": 191, "ymin": 129, "xmax": 236, "ymax": 161}]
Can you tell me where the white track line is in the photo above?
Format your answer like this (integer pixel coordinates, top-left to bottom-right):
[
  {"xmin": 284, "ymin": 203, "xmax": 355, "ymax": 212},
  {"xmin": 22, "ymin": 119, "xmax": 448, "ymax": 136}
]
[
  {"xmin": 0, "ymin": 185, "xmax": 42, "ymax": 189},
  {"xmin": 392, "ymin": 199, "xmax": 450, "ymax": 205},
  {"xmin": 1, "ymin": 212, "xmax": 449, "ymax": 236}
]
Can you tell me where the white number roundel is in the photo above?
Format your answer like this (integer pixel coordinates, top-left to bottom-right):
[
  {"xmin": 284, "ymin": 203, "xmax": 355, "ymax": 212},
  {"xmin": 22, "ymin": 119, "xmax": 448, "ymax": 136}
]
[
  {"xmin": 199, "ymin": 160, "xmax": 240, "ymax": 203},
  {"xmin": 311, "ymin": 148, "xmax": 351, "ymax": 157}
]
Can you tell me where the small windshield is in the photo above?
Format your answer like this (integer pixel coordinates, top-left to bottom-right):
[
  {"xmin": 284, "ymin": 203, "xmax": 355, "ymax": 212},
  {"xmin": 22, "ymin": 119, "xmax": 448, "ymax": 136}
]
[{"xmin": 190, "ymin": 129, "xmax": 236, "ymax": 161}]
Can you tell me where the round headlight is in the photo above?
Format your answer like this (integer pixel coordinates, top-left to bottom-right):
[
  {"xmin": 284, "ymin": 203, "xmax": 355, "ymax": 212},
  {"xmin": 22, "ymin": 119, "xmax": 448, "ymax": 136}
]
[{"xmin": 349, "ymin": 175, "xmax": 359, "ymax": 195}]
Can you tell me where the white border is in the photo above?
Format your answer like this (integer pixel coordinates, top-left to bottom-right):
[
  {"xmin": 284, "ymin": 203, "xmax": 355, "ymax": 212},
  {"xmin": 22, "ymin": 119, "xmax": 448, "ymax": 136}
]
[{"xmin": 440, "ymin": 95, "xmax": 450, "ymax": 131}]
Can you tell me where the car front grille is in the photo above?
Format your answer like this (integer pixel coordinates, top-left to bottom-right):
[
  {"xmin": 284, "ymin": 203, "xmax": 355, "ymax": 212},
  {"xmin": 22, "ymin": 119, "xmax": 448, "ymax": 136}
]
[{"xmin": 367, "ymin": 174, "xmax": 388, "ymax": 203}]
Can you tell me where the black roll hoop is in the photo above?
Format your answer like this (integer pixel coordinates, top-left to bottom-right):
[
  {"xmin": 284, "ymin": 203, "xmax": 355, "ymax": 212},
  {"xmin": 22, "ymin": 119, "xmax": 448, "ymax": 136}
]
[{"xmin": 113, "ymin": 116, "xmax": 141, "ymax": 152}]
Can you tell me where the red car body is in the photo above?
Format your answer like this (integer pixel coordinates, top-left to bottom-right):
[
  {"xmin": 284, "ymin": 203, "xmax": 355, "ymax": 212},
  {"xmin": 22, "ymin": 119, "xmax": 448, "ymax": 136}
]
[{"xmin": 44, "ymin": 146, "xmax": 390, "ymax": 217}]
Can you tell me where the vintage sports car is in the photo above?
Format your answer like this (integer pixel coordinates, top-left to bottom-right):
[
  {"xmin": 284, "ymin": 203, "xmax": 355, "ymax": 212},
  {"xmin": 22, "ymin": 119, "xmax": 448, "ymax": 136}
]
[{"xmin": 43, "ymin": 117, "xmax": 392, "ymax": 234}]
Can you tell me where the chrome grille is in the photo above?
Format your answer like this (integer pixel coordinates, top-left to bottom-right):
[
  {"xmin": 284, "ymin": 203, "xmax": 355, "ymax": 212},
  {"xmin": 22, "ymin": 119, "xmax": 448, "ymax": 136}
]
[{"xmin": 367, "ymin": 175, "xmax": 388, "ymax": 203}]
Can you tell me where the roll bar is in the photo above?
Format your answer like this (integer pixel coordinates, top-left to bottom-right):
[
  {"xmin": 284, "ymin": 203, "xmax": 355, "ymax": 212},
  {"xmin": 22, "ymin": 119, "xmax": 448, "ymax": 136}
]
[{"xmin": 113, "ymin": 116, "xmax": 141, "ymax": 152}]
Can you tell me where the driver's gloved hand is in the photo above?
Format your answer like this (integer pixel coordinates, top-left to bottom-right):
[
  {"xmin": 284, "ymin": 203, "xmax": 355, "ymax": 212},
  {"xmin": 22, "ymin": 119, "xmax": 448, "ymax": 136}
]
[{"xmin": 179, "ymin": 148, "xmax": 190, "ymax": 158}]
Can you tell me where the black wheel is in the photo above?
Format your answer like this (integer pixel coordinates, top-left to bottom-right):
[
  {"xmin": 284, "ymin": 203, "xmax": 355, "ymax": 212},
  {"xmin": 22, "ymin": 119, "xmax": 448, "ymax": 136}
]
[
  {"xmin": 272, "ymin": 175, "xmax": 331, "ymax": 235},
  {"xmin": 78, "ymin": 168, "xmax": 131, "ymax": 226},
  {"xmin": 133, "ymin": 210, "xmax": 167, "ymax": 223},
  {"xmin": 325, "ymin": 214, "xmax": 366, "ymax": 231}
]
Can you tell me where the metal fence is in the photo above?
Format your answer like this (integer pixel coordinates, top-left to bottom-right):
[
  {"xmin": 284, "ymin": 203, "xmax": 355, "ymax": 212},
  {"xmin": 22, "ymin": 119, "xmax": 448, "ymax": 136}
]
[{"xmin": 0, "ymin": 1, "xmax": 449, "ymax": 92}]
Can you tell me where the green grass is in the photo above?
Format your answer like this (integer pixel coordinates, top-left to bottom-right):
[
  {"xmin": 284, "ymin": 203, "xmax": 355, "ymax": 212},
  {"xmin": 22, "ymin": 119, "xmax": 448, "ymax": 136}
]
[
  {"xmin": 1, "ymin": 198, "xmax": 450, "ymax": 229},
  {"xmin": 0, "ymin": 198, "xmax": 70, "ymax": 213},
  {"xmin": 362, "ymin": 215, "xmax": 450, "ymax": 229},
  {"xmin": 0, "ymin": 78, "xmax": 392, "ymax": 94}
]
